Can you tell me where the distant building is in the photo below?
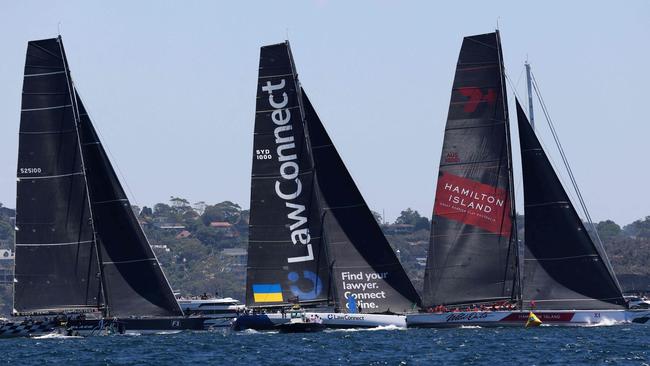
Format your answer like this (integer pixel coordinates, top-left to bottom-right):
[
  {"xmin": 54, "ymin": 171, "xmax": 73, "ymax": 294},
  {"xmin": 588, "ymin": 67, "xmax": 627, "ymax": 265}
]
[
  {"xmin": 0, "ymin": 249, "xmax": 13, "ymax": 260},
  {"xmin": 384, "ymin": 224, "xmax": 415, "ymax": 235},
  {"xmin": 210, "ymin": 221, "xmax": 238, "ymax": 238},
  {"xmin": 153, "ymin": 217, "xmax": 185, "ymax": 230},
  {"xmin": 175, "ymin": 230, "xmax": 192, "ymax": 239},
  {"xmin": 221, "ymin": 248, "xmax": 247, "ymax": 266},
  {"xmin": 151, "ymin": 244, "xmax": 171, "ymax": 253}
]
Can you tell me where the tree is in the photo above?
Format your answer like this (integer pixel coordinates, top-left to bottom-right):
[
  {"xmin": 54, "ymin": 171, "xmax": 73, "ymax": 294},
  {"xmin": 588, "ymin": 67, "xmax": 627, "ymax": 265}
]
[
  {"xmin": 140, "ymin": 206, "xmax": 153, "ymax": 218},
  {"xmin": 624, "ymin": 216, "xmax": 650, "ymax": 238},
  {"xmin": 414, "ymin": 216, "xmax": 430, "ymax": 231},
  {"xmin": 597, "ymin": 220, "xmax": 621, "ymax": 241},
  {"xmin": 395, "ymin": 208, "xmax": 421, "ymax": 225},
  {"xmin": 154, "ymin": 203, "xmax": 173, "ymax": 218},
  {"xmin": 201, "ymin": 201, "xmax": 242, "ymax": 226},
  {"xmin": 371, "ymin": 210, "xmax": 383, "ymax": 225}
]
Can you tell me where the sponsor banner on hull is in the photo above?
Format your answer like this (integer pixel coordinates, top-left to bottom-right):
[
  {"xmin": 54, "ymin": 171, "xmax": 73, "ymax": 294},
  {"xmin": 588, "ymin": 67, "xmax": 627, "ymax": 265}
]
[
  {"xmin": 500, "ymin": 312, "xmax": 574, "ymax": 323},
  {"xmin": 434, "ymin": 172, "xmax": 511, "ymax": 237},
  {"xmin": 407, "ymin": 310, "xmax": 633, "ymax": 327}
]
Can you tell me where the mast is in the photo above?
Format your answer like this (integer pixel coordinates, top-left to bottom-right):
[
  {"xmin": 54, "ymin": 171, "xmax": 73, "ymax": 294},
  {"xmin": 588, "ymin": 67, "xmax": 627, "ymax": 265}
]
[
  {"xmin": 525, "ymin": 61, "xmax": 534, "ymax": 129},
  {"xmin": 58, "ymin": 37, "xmax": 110, "ymax": 317},
  {"xmin": 495, "ymin": 30, "xmax": 521, "ymax": 307}
]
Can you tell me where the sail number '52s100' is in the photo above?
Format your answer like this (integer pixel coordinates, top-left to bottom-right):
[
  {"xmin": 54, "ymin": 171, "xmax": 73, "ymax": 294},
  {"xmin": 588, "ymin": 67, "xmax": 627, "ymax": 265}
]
[
  {"xmin": 19, "ymin": 168, "xmax": 42, "ymax": 174},
  {"xmin": 255, "ymin": 150, "xmax": 272, "ymax": 160}
]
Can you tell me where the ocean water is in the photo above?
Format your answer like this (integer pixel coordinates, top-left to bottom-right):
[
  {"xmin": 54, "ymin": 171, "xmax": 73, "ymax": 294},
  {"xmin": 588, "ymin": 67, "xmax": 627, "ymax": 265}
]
[{"xmin": 2, "ymin": 325, "xmax": 649, "ymax": 365}]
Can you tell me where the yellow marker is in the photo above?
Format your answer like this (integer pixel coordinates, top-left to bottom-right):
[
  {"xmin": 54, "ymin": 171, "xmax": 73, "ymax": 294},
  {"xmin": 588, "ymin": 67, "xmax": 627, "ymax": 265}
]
[{"xmin": 525, "ymin": 311, "xmax": 542, "ymax": 327}]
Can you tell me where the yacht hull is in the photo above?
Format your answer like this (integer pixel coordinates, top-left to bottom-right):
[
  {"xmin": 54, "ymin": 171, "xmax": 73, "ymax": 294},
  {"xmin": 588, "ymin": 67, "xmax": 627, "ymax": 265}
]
[
  {"xmin": 407, "ymin": 310, "xmax": 650, "ymax": 328},
  {"xmin": 68, "ymin": 316, "xmax": 209, "ymax": 335},
  {"xmin": 232, "ymin": 312, "xmax": 406, "ymax": 330}
]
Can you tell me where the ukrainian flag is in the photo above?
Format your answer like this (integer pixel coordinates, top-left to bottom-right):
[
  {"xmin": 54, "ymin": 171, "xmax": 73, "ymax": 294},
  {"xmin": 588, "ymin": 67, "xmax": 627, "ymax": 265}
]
[{"xmin": 253, "ymin": 284, "xmax": 283, "ymax": 303}]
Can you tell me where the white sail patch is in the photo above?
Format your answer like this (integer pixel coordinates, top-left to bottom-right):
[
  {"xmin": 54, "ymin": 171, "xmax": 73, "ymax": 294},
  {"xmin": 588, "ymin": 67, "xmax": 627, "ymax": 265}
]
[{"xmin": 262, "ymin": 79, "xmax": 313, "ymax": 264}]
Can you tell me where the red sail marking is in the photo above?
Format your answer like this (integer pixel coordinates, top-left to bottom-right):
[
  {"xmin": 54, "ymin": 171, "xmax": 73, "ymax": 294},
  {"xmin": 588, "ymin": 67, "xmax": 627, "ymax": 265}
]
[
  {"xmin": 458, "ymin": 87, "xmax": 496, "ymax": 113},
  {"xmin": 433, "ymin": 172, "xmax": 511, "ymax": 237},
  {"xmin": 500, "ymin": 312, "xmax": 575, "ymax": 322}
]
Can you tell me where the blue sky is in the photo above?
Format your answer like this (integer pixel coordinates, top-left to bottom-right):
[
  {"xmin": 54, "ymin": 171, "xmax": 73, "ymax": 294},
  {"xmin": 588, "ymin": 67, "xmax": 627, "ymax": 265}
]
[{"xmin": 1, "ymin": 1, "xmax": 648, "ymax": 224}]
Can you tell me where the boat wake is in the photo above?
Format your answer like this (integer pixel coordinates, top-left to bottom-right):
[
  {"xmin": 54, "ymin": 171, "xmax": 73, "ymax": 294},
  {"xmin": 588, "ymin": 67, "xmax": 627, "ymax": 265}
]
[
  {"xmin": 237, "ymin": 329, "xmax": 279, "ymax": 335},
  {"xmin": 458, "ymin": 325, "xmax": 483, "ymax": 329},
  {"xmin": 154, "ymin": 330, "xmax": 182, "ymax": 335},
  {"xmin": 324, "ymin": 325, "xmax": 406, "ymax": 333},
  {"xmin": 31, "ymin": 333, "xmax": 83, "ymax": 340},
  {"xmin": 580, "ymin": 319, "xmax": 623, "ymax": 327}
]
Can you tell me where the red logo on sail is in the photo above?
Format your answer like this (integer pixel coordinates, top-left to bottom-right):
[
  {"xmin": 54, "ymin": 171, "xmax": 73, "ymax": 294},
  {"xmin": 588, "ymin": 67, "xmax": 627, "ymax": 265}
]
[
  {"xmin": 444, "ymin": 152, "xmax": 460, "ymax": 163},
  {"xmin": 433, "ymin": 172, "xmax": 511, "ymax": 237},
  {"xmin": 458, "ymin": 87, "xmax": 497, "ymax": 113}
]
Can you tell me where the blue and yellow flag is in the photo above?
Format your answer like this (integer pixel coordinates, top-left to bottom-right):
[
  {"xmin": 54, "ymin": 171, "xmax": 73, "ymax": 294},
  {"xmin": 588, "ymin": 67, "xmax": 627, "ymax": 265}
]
[{"xmin": 252, "ymin": 284, "xmax": 283, "ymax": 303}]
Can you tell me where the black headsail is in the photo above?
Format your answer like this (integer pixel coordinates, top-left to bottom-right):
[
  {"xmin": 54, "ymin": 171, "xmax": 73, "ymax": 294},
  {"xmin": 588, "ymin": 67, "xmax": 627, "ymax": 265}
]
[
  {"xmin": 422, "ymin": 31, "xmax": 518, "ymax": 307},
  {"xmin": 303, "ymin": 91, "xmax": 421, "ymax": 313},
  {"xmin": 516, "ymin": 100, "xmax": 625, "ymax": 310},
  {"xmin": 14, "ymin": 37, "xmax": 103, "ymax": 315},
  {"xmin": 77, "ymin": 97, "xmax": 182, "ymax": 317},
  {"xmin": 246, "ymin": 42, "xmax": 330, "ymax": 307}
]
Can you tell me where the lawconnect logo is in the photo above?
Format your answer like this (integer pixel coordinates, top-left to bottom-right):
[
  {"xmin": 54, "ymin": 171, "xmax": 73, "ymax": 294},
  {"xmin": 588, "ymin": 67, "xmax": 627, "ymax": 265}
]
[{"xmin": 261, "ymin": 79, "xmax": 313, "ymax": 264}]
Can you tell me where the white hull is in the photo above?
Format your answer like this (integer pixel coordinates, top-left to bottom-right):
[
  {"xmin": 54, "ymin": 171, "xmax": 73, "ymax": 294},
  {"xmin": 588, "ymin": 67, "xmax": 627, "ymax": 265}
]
[
  {"xmin": 306, "ymin": 312, "xmax": 406, "ymax": 328},
  {"xmin": 407, "ymin": 310, "xmax": 650, "ymax": 328}
]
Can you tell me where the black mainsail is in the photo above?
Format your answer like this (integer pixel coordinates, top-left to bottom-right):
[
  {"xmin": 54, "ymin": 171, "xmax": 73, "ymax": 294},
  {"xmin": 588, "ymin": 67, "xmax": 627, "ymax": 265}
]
[
  {"xmin": 14, "ymin": 36, "xmax": 181, "ymax": 317},
  {"xmin": 515, "ymin": 100, "xmax": 625, "ymax": 310},
  {"xmin": 247, "ymin": 41, "xmax": 419, "ymax": 313},
  {"xmin": 422, "ymin": 31, "xmax": 518, "ymax": 307},
  {"xmin": 247, "ymin": 42, "xmax": 330, "ymax": 307},
  {"xmin": 14, "ymin": 37, "xmax": 102, "ymax": 314},
  {"xmin": 303, "ymin": 91, "xmax": 421, "ymax": 313}
]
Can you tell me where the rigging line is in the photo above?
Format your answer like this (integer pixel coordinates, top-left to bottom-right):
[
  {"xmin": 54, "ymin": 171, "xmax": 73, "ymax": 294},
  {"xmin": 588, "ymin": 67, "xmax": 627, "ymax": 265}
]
[
  {"xmin": 527, "ymin": 80, "xmax": 586, "ymax": 222},
  {"xmin": 530, "ymin": 72, "xmax": 597, "ymax": 235},
  {"xmin": 514, "ymin": 65, "xmax": 526, "ymax": 93},
  {"xmin": 530, "ymin": 72, "xmax": 621, "ymax": 292},
  {"xmin": 505, "ymin": 70, "xmax": 573, "ymax": 216}
]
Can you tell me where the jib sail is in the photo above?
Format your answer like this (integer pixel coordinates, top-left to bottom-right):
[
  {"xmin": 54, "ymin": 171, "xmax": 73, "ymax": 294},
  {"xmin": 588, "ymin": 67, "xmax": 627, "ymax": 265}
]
[
  {"xmin": 516, "ymin": 100, "xmax": 625, "ymax": 310},
  {"xmin": 77, "ymin": 97, "xmax": 182, "ymax": 317},
  {"xmin": 303, "ymin": 91, "xmax": 421, "ymax": 313}
]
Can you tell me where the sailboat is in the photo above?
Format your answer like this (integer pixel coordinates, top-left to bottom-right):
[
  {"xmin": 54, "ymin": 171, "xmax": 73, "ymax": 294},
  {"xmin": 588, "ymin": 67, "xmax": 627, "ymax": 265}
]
[
  {"xmin": 8, "ymin": 36, "xmax": 207, "ymax": 336},
  {"xmin": 407, "ymin": 31, "xmax": 650, "ymax": 327},
  {"xmin": 233, "ymin": 41, "xmax": 420, "ymax": 330}
]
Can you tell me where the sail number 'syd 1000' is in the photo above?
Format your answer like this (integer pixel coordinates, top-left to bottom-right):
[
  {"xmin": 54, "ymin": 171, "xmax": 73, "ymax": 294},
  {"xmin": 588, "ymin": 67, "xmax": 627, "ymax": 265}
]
[{"xmin": 255, "ymin": 149, "xmax": 272, "ymax": 160}]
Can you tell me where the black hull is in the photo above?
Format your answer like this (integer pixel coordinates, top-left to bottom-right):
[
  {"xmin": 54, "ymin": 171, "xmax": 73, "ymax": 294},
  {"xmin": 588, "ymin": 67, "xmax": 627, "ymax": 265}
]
[
  {"xmin": 276, "ymin": 322, "xmax": 325, "ymax": 333},
  {"xmin": 68, "ymin": 316, "xmax": 208, "ymax": 334}
]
